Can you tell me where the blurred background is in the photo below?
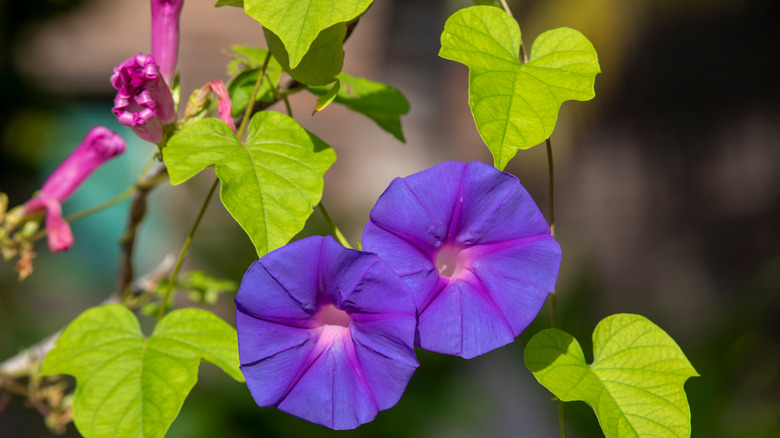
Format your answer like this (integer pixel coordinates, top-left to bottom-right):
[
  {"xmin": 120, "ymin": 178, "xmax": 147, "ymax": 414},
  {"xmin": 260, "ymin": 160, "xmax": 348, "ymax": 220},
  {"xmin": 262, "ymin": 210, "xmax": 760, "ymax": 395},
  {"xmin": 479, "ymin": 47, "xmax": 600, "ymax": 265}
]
[{"xmin": 1, "ymin": 0, "xmax": 778, "ymax": 436}]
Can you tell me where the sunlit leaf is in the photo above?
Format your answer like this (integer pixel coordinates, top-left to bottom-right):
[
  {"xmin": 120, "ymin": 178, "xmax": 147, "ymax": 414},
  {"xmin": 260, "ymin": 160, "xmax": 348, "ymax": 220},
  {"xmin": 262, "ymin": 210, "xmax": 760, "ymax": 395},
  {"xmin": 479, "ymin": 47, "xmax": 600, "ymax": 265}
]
[
  {"xmin": 440, "ymin": 6, "xmax": 600, "ymax": 169},
  {"xmin": 264, "ymin": 23, "xmax": 346, "ymax": 86},
  {"xmin": 307, "ymin": 73, "xmax": 410, "ymax": 142},
  {"xmin": 525, "ymin": 314, "xmax": 698, "ymax": 438},
  {"xmin": 163, "ymin": 113, "xmax": 336, "ymax": 257},
  {"xmin": 313, "ymin": 79, "xmax": 340, "ymax": 114},
  {"xmin": 244, "ymin": 0, "xmax": 372, "ymax": 68},
  {"xmin": 41, "ymin": 305, "xmax": 241, "ymax": 438}
]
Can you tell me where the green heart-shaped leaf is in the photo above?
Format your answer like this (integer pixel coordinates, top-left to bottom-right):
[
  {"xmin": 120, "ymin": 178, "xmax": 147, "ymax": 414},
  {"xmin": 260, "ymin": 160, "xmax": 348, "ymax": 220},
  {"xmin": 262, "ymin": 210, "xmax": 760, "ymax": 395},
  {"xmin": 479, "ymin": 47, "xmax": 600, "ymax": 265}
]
[
  {"xmin": 244, "ymin": 0, "xmax": 372, "ymax": 69},
  {"xmin": 41, "ymin": 305, "xmax": 242, "ymax": 438},
  {"xmin": 525, "ymin": 314, "xmax": 699, "ymax": 438},
  {"xmin": 440, "ymin": 6, "xmax": 600, "ymax": 170},
  {"xmin": 264, "ymin": 23, "xmax": 346, "ymax": 86},
  {"xmin": 163, "ymin": 112, "xmax": 336, "ymax": 257}
]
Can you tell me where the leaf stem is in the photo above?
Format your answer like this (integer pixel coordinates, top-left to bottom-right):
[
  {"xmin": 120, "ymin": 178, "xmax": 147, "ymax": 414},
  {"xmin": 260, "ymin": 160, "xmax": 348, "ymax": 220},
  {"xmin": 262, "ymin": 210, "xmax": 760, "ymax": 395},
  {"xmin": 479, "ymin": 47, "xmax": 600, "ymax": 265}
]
[
  {"xmin": 156, "ymin": 177, "xmax": 219, "ymax": 321},
  {"xmin": 317, "ymin": 202, "xmax": 351, "ymax": 249},
  {"xmin": 236, "ymin": 51, "xmax": 272, "ymax": 140}
]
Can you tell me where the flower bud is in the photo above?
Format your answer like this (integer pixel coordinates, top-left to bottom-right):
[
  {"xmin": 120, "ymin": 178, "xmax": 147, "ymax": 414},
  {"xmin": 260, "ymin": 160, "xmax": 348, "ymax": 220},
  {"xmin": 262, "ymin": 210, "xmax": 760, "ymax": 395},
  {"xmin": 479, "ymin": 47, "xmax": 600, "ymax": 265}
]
[
  {"xmin": 151, "ymin": 0, "xmax": 184, "ymax": 87},
  {"xmin": 111, "ymin": 54, "xmax": 175, "ymax": 143}
]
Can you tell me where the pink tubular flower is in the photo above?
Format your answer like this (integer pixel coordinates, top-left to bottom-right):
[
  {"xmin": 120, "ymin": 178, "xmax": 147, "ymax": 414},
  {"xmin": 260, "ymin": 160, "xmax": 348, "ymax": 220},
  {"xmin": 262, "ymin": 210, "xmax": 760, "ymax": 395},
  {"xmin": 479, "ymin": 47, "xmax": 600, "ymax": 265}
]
[
  {"xmin": 111, "ymin": 54, "xmax": 175, "ymax": 144},
  {"xmin": 151, "ymin": 0, "xmax": 184, "ymax": 87},
  {"xmin": 24, "ymin": 126, "xmax": 126, "ymax": 252}
]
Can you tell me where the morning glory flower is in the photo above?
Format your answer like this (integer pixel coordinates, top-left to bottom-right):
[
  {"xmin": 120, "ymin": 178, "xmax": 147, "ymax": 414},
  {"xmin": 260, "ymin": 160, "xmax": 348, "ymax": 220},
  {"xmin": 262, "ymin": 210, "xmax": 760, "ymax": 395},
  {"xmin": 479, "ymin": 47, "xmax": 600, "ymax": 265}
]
[
  {"xmin": 111, "ymin": 54, "xmax": 175, "ymax": 144},
  {"xmin": 363, "ymin": 161, "xmax": 562, "ymax": 359},
  {"xmin": 151, "ymin": 0, "xmax": 184, "ymax": 87},
  {"xmin": 235, "ymin": 235, "xmax": 418, "ymax": 430},
  {"xmin": 23, "ymin": 126, "xmax": 126, "ymax": 252}
]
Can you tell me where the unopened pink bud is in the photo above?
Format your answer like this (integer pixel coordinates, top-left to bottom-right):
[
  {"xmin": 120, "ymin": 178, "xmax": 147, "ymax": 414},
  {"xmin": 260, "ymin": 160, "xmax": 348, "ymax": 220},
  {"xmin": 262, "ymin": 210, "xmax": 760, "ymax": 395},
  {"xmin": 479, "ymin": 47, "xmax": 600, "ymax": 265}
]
[
  {"xmin": 151, "ymin": 0, "xmax": 184, "ymax": 87},
  {"xmin": 208, "ymin": 80, "xmax": 236, "ymax": 132}
]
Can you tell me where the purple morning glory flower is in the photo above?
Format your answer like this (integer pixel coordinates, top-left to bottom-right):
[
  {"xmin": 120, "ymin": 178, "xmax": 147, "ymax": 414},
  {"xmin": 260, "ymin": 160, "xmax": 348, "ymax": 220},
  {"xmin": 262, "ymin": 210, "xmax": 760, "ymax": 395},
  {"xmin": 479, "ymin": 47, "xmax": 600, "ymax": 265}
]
[
  {"xmin": 363, "ymin": 161, "xmax": 561, "ymax": 359},
  {"xmin": 151, "ymin": 0, "xmax": 184, "ymax": 87},
  {"xmin": 235, "ymin": 235, "xmax": 419, "ymax": 430},
  {"xmin": 23, "ymin": 126, "xmax": 126, "ymax": 252},
  {"xmin": 111, "ymin": 53, "xmax": 175, "ymax": 144}
]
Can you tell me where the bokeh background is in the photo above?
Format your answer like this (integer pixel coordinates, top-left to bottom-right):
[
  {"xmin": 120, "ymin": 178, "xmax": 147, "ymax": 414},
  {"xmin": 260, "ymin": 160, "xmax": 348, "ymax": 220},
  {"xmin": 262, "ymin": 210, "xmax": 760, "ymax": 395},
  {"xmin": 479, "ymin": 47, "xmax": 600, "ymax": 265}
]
[{"xmin": 1, "ymin": 0, "xmax": 779, "ymax": 436}]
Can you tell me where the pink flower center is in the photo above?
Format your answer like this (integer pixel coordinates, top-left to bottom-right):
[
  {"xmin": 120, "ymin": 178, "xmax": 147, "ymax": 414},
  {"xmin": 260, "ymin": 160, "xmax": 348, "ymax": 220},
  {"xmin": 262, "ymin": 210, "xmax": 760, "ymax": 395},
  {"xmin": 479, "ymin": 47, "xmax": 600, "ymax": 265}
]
[
  {"xmin": 436, "ymin": 245, "xmax": 466, "ymax": 278},
  {"xmin": 316, "ymin": 304, "xmax": 351, "ymax": 328}
]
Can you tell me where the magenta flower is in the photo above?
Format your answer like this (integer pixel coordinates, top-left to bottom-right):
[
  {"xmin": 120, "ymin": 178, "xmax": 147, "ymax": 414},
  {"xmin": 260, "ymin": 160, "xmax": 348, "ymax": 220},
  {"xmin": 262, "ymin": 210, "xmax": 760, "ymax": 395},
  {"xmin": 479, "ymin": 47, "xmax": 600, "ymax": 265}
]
[
  {"xmin": 235, "ymin": 236, "xmax": 418, "ymax": 430},
  {"xmin": 150, "ymin": 0, "xmax": 184, "ymax": 86},
  {"xmin": 363, "ymin": 161, "xmax": 561, "ymax": 359},
  {"xmin": 111, "ymin": 54, "xmax": 175, "ymax": 143},
  {"xmin": 23, "ymin": 126, "xmax": 126, "ymax": 252},
  {"xmin": 206, "ymin": 79, "xmax": 236, "ymax": 132}
]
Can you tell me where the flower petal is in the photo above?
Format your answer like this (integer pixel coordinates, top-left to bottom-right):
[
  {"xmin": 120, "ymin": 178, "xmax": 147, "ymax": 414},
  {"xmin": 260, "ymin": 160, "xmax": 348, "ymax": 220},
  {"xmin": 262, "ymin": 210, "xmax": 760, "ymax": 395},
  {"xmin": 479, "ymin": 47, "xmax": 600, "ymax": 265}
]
[
  {"xmin": 235, "ymin": 238, "xmax": 323, "ymax": 320},
  {"xmin": 240, "ymin": 333, "xmax": 318, "ymax": 408},
  {"xmin": 452, "ymin": 161, "xmax": 551, "ymax": 246},
  {"xmin": 351, "ymin": 314, "xmax": 418, "ymax": 409},
  {"xmin": 41, "ymin": 199, "xmax": 73, "ymax": 252},
  {"xmin": 418, "ymin": 276, "xmax": 516, "ymax": 358},
  {"xmin": 362, "ymin": 221, "xmax": 439, "ymax": 309},
  {"xmin": 278, "ymin": 330, "xmax": 378, "ymax": 430},
  {"xmin": 368, "ymin": 161, "xmax": 465, "ymax": 253},
  {"xmin": 321, "ymin": 237, "xmax": 417, "ymax": 315}
]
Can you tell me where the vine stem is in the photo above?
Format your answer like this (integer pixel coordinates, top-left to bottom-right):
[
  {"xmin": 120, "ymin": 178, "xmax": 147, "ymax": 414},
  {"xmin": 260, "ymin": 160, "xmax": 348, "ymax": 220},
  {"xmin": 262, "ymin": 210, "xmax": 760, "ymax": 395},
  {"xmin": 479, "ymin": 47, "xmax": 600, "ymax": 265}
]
[
  {"xmin": 156, "ymin": 51, "xmax": 272, "ymax": 320},
  {"xmin": 317, "ymin": 202, "xmax": 351, "ymax": 249},
  {"xmin": 547, "ymin": 137, "xmax": 564, "ymax": 438},
  {"xmin": 546, "ymin": 138, "xmax": 558, "ymax": 327},
  {"xmin": 236, "ymin": 51, "xmax": 271, "ymax": 139},
  {"xmin": 156, "ymin": 177, "xmax": 218, "ymax": 321},
  {"xmin": 499, "ymin": 1, "xmax": 565, "ymax": 436}
]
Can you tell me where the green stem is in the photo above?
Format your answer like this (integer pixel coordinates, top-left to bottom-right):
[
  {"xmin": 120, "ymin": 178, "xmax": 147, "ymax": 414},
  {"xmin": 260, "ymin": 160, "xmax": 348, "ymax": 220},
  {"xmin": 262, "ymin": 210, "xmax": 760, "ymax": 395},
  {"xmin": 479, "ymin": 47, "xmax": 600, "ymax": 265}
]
[
  {"xmin": 236, "ymin": 51, "xmax": 272, "ymax": 139},
  {"xmin": 29, "ymin": 157, "xmax": 166, "ymax": 243},
  {"xmin": 499, "ymin": 1, "xmax": 564, "ymax": 435},
  {"xmin": 546, "ymin": 137, "xmax": 564, "ymax": 437},
  {"xmin": 156, "ymin": 52, "xmax": 272, "ymax": 320},
  {"xmin": 156, "ymin": 177, "xmax": 218, "ymax": 321},
  {"xmin": 317, "ymin": 202, "xmax": 351, "ymax": 249}
]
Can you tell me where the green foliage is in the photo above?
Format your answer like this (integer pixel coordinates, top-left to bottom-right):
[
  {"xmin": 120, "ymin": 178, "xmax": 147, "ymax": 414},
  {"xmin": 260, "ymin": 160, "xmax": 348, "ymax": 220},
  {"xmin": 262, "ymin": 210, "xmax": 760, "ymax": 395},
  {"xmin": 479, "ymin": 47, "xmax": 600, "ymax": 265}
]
[
  {"xmin": 226, "ymin": 46, "xmax": 283, "ymax": 116},
  {"xmin": 163, "ymin": 113, "xmax": 336, "ymax": 257},
  {"xmin": 313, "ymin": 79, "xmax": 340, "ymax": 114},
  {"xmin": 244, "ymin": 0, "xmax": 372, "ymax": 69},
  {"xmin": 215, "ymin": 0, "xmax": 243, "ymax": 7},
  {"xmin": 40, "ymin": 305, "xmax": 242, "ymax": 438},
  {"xmin": 264, "ymin": 23, "xmax": 346, "ymax": 86},
  {"xmin": 307, "ymin": 73, "xmax": 410, "ymax": 142},
  {"xmin": 439, "ymin": 6, "xmax": 600, "ymax": 170},
  {"xmin": 525, "ymin": 314, "xmax": 699, "ymax": 438}
]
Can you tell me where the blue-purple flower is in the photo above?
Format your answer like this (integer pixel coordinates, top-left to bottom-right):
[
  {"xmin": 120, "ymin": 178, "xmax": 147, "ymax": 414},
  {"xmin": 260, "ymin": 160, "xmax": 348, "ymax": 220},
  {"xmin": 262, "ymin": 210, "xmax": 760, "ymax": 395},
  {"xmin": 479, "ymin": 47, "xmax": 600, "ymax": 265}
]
[
  {"xmin": 151, "ymin": 0, "xmax": 184, "ymax": 87},
  {"xmin": 111, "ymin": 54, "xmax": 175, "ymax": 144},
  {"xmin": 363, "ymin": 161, "xmax": 561, "ymax": 359},
  {"xmin": 235, "ymin": 236, "xmax": 418, "ymax": 430},
  {"xmin": 23, "ymin": 126, "xmax": 126, "ymax": 252}
]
